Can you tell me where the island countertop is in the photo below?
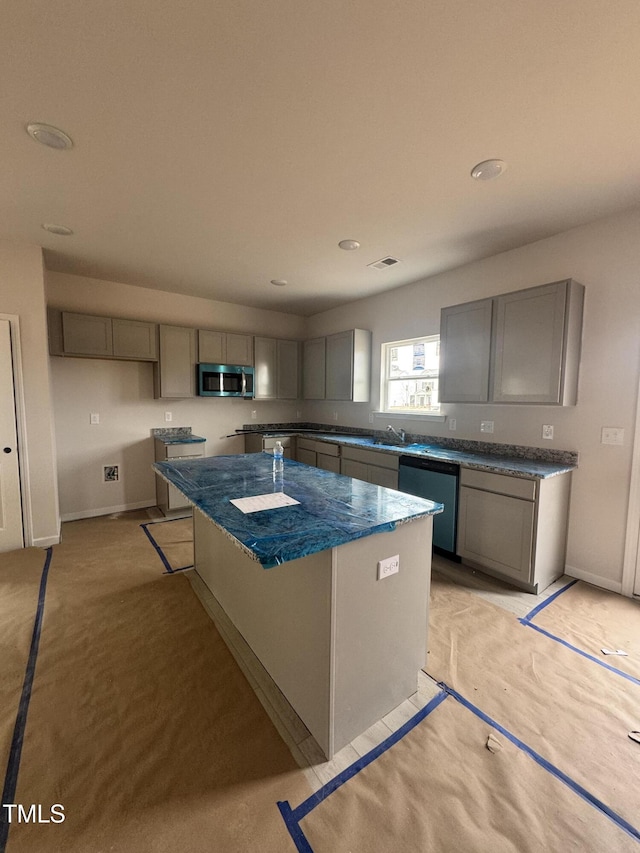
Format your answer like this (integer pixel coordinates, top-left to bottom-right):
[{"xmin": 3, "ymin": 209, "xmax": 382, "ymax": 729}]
[{"xmin": 153, "ymin": 453, "xmax": 443, "ymax": 569}]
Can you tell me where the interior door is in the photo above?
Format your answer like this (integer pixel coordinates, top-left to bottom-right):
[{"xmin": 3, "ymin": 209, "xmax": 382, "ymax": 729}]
[{"xmin": 0, "ymin": 319, "xmax": 24, "ymax": 551}]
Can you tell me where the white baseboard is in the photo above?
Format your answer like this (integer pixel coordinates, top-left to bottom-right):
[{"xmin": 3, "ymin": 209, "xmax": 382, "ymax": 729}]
[
  {"xmin": 60, "ymin": 500, "xmax": 157, "ymax": 523},
  {"xmin": 564, "ymin": 564, "xmax": 622, "ymax": 595},
  {"xmin": 32, "ymin": 533, "xmax": 61, "ymax": 548}
]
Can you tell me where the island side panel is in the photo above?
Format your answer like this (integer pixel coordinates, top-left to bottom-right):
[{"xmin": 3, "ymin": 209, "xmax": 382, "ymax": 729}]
[
  {"xmin": 193, "ymin": 510, "xmax": 334, "ymax": 756},
  {"xmin": 331, "ymin": 515, "xmax": 433, "ymax": 752}
]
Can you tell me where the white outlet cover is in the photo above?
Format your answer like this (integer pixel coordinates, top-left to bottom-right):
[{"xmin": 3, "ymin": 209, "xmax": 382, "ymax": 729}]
[
  {"xmin": 448, "ymin": 418, "xmax": 457, "ymax": 431},
  {"xmin": 480, "ymin": 421, "xmax": 494, "ymax": 433},
  {"xmin": 164, "ymin": 411, "xmax": 172, "ymax": 422},
  {"xmin": 377, "ymin": 555, "xmax": 399, "ymax": 580},
  {"xmin": 542, "ymin": 424, "xmax": 554, "ymax": 440},
  {"xmin": 90, "ymin": 413, "xmax": 99, "ymax": 425},
  {"xmin": 601, "ymin": 427, "xmax": 624, "ymax": 446}
]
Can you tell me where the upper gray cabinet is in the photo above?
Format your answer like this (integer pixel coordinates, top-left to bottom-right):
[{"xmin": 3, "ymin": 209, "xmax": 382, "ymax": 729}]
[
  {"xmin": 439, "ymin": 299, "xmax": 493, "ymax": 403},
  {"xmin": 49, "ymin": 310, "xmax": 158, "ymax": 361},
  {"xmin": 304, "ymin": 329, "xmax": 371, "ymax": 402},
  {"xmin": 439, "ymin": 280, "xmax": 584, "ymax": 406},
  {"xmin": 254, "ymin": 336, "xmax": 300, "ymax": 400},
  {"xmin": 492, "ymin": 280, "xmax": 584, "ymax": 405},
  {"xmin": 325, "ymin": 329, "xmax": 371, "ymax": 402},
  {"xmin": 154, "ymin": 325, "xmax": 196, "ymax": 398},
  {"xmin": 303, "ymin": 337, "xmax": 327, "ymax": 400},
  {"xmin": 197, "ymin": 329, "xmax": 253, "ymax": 365}
]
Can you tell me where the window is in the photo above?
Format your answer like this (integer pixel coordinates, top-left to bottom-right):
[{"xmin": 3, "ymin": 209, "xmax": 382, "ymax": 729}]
[{"xmin": 381, "ymin": 335, "xmax": 440, "ymax": 414}]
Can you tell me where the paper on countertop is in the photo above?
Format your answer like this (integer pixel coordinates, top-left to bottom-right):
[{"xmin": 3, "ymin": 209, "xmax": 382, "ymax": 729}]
[
  {"xmin": 600, "ymin": 648, "xmax": 629, "ymax": 656},
  {"xmin": 230, "ymin": 492, "xmax": 301, "ymax": 514}
]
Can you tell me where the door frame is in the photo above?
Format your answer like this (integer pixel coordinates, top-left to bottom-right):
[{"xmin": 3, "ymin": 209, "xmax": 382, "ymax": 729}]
[
  {"xmin": 0, "ymin": 313, "xmax": 31, "ymax": 549},
  {"xmin": 621, "ymin": 369, "xmax": 640, "ymax": 597}
]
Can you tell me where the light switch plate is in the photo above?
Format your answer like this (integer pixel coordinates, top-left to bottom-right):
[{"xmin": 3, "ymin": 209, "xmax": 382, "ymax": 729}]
[{"xmin": 601, "ymin": 427, "xmax": 624, "ymax": 446}]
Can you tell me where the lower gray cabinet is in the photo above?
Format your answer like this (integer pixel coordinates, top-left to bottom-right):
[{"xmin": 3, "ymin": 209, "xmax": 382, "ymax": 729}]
[
  {"xmin": 340, "ymin": 446, "xmax": 399, "ymax": 489},
  {"xmin": 154, "ymin": 440, "xmax": 204, "ymax": 516},
  {"xmin": 296, "ymin": 438, "xmax": 340, "ymax": 472},
  {"xmin": 457, "ymin": 468, "xmax": 571, "ymax": 593}
]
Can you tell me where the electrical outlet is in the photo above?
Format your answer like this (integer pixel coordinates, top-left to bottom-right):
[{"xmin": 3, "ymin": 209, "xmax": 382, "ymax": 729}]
[
  {"xmin": 377, "ymin": 555, "xmax": 400, "ymax": 580},
  {"xmin": 333, "ymin": 411, "xmax": 338, "ymax": 421},
  {"xmin": 542, "ymin": 424, "xmax": 554, "ymax": 440},
  {"xmin": 103, "ymin": 465, "xmax": 119, "ymax": 482},
  {"xmin": 601, "ymin": 427, "xmax": 624, "ymax": 446},
  {"xmin": 480, "ymin": 421, "xmax": 494, "ymax": 434},
  {"xmin": 90, "ymin": 413, "xmax": 100, "ymax": 425},
  {"xmin": 369, "ymin": 412, "xmax": 374, "ymax": 424},
  {"xmin": 251, "ymin": 410, "xmax": 257, "ymax": 420},
  {"xmin": 296, "ymin": 410, "xmax": 301, "ymax": 419},
  {"xmin": 164, "ymin": 411, "xmax": 172, "ymax": 422},
  {"xmin": 448, "ymin": 418, "xmax": 457, "ymax": 431}
]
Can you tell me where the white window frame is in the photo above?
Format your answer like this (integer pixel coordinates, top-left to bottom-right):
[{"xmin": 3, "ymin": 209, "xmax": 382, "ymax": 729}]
[{"xmin": 380, "ymin": 335, "xmax": 441, "ymax": 416}]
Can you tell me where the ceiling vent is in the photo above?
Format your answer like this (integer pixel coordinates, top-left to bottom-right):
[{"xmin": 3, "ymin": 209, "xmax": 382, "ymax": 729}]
[{"xmin": 368, "ymin": 256, "xmax": 401, "ymax": 271}]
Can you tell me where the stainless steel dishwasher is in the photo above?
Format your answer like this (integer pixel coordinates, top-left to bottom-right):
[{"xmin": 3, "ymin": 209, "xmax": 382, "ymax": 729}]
[{"xmin": 398, "ymin": 456, "xmax": 460, "ymax": 560}]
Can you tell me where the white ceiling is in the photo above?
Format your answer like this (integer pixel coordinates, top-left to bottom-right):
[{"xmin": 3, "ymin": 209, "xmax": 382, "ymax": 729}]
[{"xmin": 2, "ymin": 1, "xmax": 640, "ymax": 316}]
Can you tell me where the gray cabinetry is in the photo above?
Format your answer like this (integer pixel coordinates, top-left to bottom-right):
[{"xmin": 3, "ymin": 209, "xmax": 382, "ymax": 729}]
[
  {"xmin": 112, "ymin": 318, "xmax": 158, "ymax": 360},
  {"xmin": 198, "ymin": 329, "xmax": 253, "ymax": 365},
  {"xmin": 303, "ymin": 338, "xmax": 326, "ymax": 400},
  {"xmin": 155, "ymin": 439, "xmax": 204, "ymax": 515},
  {"xmin": 253, "ymin": 337, "xmax": 300, "ymax": 400},
  {"xmin": 439, "ymin": 299, "xmax": 493, "ymax": 403},
  {"xmin": 340, "ymin": 445, "xmax": 399, "ymax": 489},
  {"xmin": 254, "ymin": 336, "xmax": 277, "ymax": 400},
  {"xmin": 277, "ymin": 339, "xmax": 300, "ymax": 399},
  {"xmin": 49, "ymin": 311, "xmax": 158, "ymax": 360},
  {"xmin": 457, "ymin": 467, "xmax": 571, "ymax": 593},
  {"xmin": 492, "ymin": 280, "xmax": 584, "ymax": 405},
  {"xmin": 244, "ymin": 434, "xmax": 295, "ymax": 458},
  {"xmin": 325, "ymin": 329, "xmax": 371, "ymax": 402},
  {"xmin": 439, "ymin": 280, "xmax": 584, "ymax": 406},
  {"xmin": 154, "ymin": 325, "xmax": 197, "ymax": 398},
  {"xmin": 296, "ymin": 438, "xmax": 341, "ymax": 473}
]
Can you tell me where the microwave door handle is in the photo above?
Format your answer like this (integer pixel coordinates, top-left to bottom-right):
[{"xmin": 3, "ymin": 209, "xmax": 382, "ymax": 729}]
[
  {"xmin": 241, "ymin": 371, "xmax": 247, "ymax": 397},
  {"xmin": 219, "ymin": 372, "xmax": 223, "ymax": 393}
]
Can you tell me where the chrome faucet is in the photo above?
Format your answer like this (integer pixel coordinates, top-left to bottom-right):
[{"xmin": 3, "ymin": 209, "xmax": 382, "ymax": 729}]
[{"xmin": 387, "ymin": 425, "xmax": 406, "ymax": 444}]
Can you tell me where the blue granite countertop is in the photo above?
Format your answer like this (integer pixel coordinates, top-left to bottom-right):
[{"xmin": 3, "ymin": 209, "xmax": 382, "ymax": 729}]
[
  {"xmin": 153, "ymin": 453, "xmax": 443, "ymax": 569},
  {"xmin": 308, "ymin": 435, "xmax": 575, "ymax": 479},
  {"xmin": 152, "ymin": 427, "xmax": 206, "ymax": 445}
]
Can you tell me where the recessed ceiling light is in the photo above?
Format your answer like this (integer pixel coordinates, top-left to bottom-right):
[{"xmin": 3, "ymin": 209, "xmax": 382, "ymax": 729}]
[
  {"xmin": 470, "ymin": 159, "xmax": 507, "ymax": 181},
  {"xmin": 41, "ymin": 223, "xmax": 74, "ymax": 236},
  {"xmin": 338, "ymin": 239, "xmax": 360, "ymax": 251},
  {"xmin": 270, "ymin": 279, "xmax": 287, "ymax": 287},
  {"xmin": 26, "ymin": 123, "xmax": 74, "ymax": 150}
]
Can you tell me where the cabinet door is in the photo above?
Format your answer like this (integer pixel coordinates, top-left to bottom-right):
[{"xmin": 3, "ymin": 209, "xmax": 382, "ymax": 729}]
[
  {"xmin": 325, "ymin": 330, "xmax": 354, "ymax": 401},
  {"xmin": 62, "ymin": 312, "xmax": 113, "ymax": 357},
  {"xmin": 254, "ymin": 337, "xmax": 277, "ymax": 400},
  {"xmin": 457, "ymin": 486, "xmax": 534, "ymax": 583},
  {"xmin": 277, "ymin": 339, "xmax": 300, "ymax": 399},
  {"xmin": 492, "ymin": 281, "xmax": 568, "ymax": 404},
  {"xmin": 317, "ymin": 453, "xmax": 340, "ymax": 474},
  {"xmin": 303, "ymin": 338, "xmax": 326, "ymax": 399},
  {"xmin": 368, "ymin": 466, "xmax": 398, "ymax": 489},
  {"xmin": 226, "ymin": 333, "xmax": 253, "ymax": 366},
  {"xmin": 297, "ymin": 447, "xmax": 316, "ymax": 467},
  {"xmin": 112, "ymin": 319, "xmax": 158, "ymax": 360},
  {"xmin": 198, "ymin": 330, "xmax": 225, "ymax": 364},
  {"xmin": 156, "ymin": 325, "xmax": 196, "ymax": 398},
  {"xmin": 341, "ymin": 458, "xmax": 368, "ymax": 481},
  {"xmin": 439, "ymin": 299, "xmax": 493, "ymax": 402}
]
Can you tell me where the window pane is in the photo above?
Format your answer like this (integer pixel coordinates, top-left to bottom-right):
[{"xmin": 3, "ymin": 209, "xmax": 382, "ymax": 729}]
[{"xmin": 382, "ymin": 336, "xmax": 440, "ymax": 413}]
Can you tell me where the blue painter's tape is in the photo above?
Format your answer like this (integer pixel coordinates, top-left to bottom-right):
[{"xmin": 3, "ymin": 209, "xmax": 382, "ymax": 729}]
[
  {"xmin": 521, "ymin": 578, "xmax": 578, "ymax": 623},
  {"xmin": 277, "ymin": 689, "xmax": 448, "ymax": 849},
  {"xmin": 438, "ymin": 682, "xmax": 640, "ymax": 843},
  {"xmin": 140, "ymin": 518, "xmax": 194, "ymax": 574},
  {"xmin": 0, "ymin": 547, "xmax": 53, "ymax": 853},
  {"xmin": 520, "ymin": 620, "xmax": 640, "ymax": 687}
]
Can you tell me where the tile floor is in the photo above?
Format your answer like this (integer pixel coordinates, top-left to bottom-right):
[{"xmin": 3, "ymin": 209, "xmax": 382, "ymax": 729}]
[{"xmin": 188, "ymin": 554, "xmax": 572, "ymax": 794}]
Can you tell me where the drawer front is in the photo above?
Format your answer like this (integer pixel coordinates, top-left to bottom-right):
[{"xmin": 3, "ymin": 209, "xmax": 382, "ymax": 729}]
[
  {"xmin": 341, "ymin": 459, "xmax": 368, "ymax": 481},
  {"xmin": 263, "ymin": 435, "xmax": 293, "ymax": 450},
  {"xmin": 340, "ymin": 445, "xmax": 399, "ymax": 471},
  {"xmin": 165, "ymin": 443, "xmax": 205, "ymax": 459},
  {"xmin": 297, "ymin": 437, "xmax": 317, "ymax": 452},
  {"xmin": 317, "ymin": 453, "xmax": 340, "ymax": 473},
  {"xmin": 297, "ymin": 447, "xmax": 316, "ymax": 467},
  {"xmin": 314, "ymin": 440, "xmax": 340, "ymax": 457},
  {"xmin": 460, "ymin": 468, "xmax": 536, "ymax": 500},
  {"xmin": 368, "ymin": 466, "xmax": 398, "ymax": 489}
]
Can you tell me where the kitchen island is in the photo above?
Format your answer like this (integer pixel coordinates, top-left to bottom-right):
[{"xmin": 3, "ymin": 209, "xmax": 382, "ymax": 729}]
[{"xmin": 153, "ymin": 453, "xmax": 443, "ymax": 758}]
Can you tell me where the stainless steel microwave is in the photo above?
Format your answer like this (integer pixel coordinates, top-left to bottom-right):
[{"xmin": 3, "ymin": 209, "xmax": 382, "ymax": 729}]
[{"xmin": 197, "ymin": 363, "xmax": 254, "ymax": 398}]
